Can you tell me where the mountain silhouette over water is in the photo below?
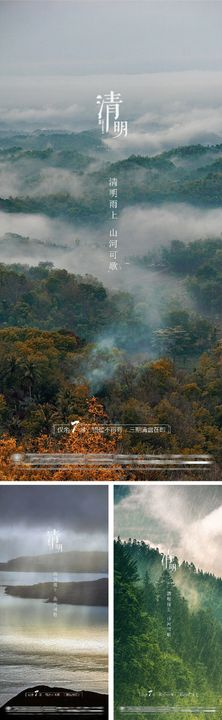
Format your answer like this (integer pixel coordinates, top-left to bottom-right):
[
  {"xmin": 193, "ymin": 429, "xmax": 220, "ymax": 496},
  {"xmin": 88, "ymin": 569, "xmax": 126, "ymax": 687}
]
[
  {"xmin": 0, "ymin": 684, "xmax": 108, "ymax": 718},
  {"xmin": 5, "ymin": 578, "xmax": 108, "ymax": 606}
]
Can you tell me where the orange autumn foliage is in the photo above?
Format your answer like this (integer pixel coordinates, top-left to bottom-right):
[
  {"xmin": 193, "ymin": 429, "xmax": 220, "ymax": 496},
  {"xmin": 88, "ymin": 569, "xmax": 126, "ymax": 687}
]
[{"xmin": 0, "ymin": 398, "xmax": 126, "ymax": 481}]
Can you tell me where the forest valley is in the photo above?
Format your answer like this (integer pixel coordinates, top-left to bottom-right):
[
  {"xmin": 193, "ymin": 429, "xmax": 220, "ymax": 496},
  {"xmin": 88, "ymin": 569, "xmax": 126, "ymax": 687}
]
[{"xmin": 1, "ymin": 136, "xmax": 222, "ymax": 478}]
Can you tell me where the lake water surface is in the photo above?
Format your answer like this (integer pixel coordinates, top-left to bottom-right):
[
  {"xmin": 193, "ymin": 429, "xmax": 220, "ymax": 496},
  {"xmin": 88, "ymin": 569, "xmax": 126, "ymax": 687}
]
[{"xmin": 0, "ymin": 571, "xmax": 108, "ymax": 708}]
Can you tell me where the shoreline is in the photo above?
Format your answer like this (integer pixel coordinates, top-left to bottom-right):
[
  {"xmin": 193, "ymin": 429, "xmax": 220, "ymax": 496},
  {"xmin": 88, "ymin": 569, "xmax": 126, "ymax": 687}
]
[{"xmin": 4, "ymin": 578, "xmax": 108, "ymax": 606}]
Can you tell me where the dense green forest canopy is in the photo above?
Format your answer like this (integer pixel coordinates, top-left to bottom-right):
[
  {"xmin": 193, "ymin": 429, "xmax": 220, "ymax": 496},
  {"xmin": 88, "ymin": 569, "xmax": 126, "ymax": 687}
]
[
  {"xmin": 1, "ymin": 263, "xmax": 222, "ymax": 460},
  {"xmin": 114, "ymin": 538, "xmax": 222, "ymax": 716}
]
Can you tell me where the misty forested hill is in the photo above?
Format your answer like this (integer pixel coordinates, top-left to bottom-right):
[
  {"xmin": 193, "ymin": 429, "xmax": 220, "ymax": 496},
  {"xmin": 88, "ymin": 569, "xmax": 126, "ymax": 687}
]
[
  {"xmin": 0, "ymin": 262, "xmax": 145, "ymax": 345},
  {"xmin": 0, "ymin": 129, "xmax": 105, "ymax": 153},
  {"xmin": 134, "ymin": 237, "xmax": 222, "ymax": 317},
  {"xmin": 116, "ymin": 538, "xmax": 222, "ymax": 624},
  {"xmin": 114, "ymin": 538, "xmax": 222, "ymax": 710},
  {"xmin": 1, "ymin": 135, "xmax": 222, "ymax": 222}
]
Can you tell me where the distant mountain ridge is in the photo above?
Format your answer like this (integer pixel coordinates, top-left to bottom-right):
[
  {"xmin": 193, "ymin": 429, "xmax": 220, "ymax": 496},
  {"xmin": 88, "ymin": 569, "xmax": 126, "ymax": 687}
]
[{"xmin": 0, "ymin": 550, "xmax": 108, "ymax": 573}]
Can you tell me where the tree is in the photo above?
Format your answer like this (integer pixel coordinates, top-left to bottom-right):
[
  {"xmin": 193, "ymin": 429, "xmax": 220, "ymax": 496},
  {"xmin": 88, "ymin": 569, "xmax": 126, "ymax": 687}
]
[{"xmin": 143, "ymin": 570, "xmax": 157, "ymax": 615}]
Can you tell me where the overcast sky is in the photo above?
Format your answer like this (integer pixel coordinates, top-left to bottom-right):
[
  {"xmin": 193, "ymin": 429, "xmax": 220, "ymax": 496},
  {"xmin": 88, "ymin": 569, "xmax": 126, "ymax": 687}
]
[
  {"xmin": 1, "ymin": 1, "xmax": 222, "ymax": 150},
  {"xmin": 114, "ymin": 485, "xmax": 222, "ymax": 576},
  {"xmin": 1, "ymin": 1, "xmax": 222, "ymax": 76}
]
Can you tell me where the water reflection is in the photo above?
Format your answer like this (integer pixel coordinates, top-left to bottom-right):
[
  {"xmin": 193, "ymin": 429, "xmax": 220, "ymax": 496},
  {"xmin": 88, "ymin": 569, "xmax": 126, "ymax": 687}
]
[{"xmin": 0, "ymin": 572, "xmax": 108, "ymax": 707}]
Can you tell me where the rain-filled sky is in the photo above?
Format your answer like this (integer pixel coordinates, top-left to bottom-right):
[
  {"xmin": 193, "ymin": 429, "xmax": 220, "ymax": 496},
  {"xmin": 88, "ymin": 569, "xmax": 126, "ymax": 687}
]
[
  {"xmin": 114, "ymin": 485, "xmax": 222, "ymax": 577},
  {"xmin": 0, "ymin": 485, "xmax": 108, "ymax": 560}
]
